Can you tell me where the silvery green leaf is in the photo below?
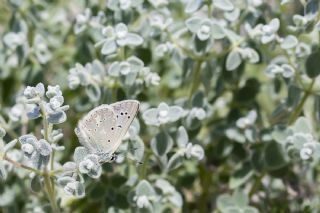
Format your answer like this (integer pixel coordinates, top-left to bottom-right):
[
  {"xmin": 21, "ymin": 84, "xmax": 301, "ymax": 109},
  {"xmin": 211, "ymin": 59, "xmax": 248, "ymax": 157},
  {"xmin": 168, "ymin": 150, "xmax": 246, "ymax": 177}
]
[
  {"xmin": 211, "ymin": 23, "xmax": 225, "ymax": 39},
  {"xmin": 47, "ymin": 110, "xmax": 67, "ymax": 124},
  {"xmin": 50, "ymin": 95, "xmax": 64, "ymax": 109},
  {"xmin": 213, "ymin": 0, "xmax": 234, "ymax": 11},
  {"xmin": 0, "ymin": 163, "xmax": 8, "ymax": 180},
  {"xmin": 261, "ymin": 34, "xmax": 275, "ymax": 44},
  {"xmin": 269, "ymin": 18, "xmax": 280, "ymax": 32},
  {"xmin": 79, "ymin": 154, "xmax": 102, "ymax": 179},
  {"xmin": 91, "ymin": 60, "xmax": 105, "ymax": 76},
  {"xmin": 226, "ymin": 50, "xmax": 242, "ymax": 71},
  {"xmin": 101, "ymin": 39, "xmax": 117, "ymax": 55},
  {"xmin": 102, "ymin": 26, "xmax": 115, "ymax": 38},
  {"xmin": 30, "ymin": 175, "xmax": 41, "ymax": 193},
  {"xmin": 166, "ymin": 152, "xmax": 183, "ymax": 171},
  {"xmin": 305, "ymin": 0, "xmax": 319, "ymax": 19},
  {"xmin": 35, "ymin": 83, "xmax": 45, "ymax": 97},
  {"xmin": 46, "ymin": 85, "xmax": 62, "ymax": 98},
  {"xmin": 0, "ymin": 186, "xmax": 15, "ymax": 206},
  {"xmin": 3, "ymin": 139, "xmax": 17, "ymax": 153},
  {"xmin": 64, "ymin": 181, "xmax": 85, "ymax": 198},
  {"xmin": 63, "ymin": 161, "xmax": 77, "ymax": 172},
  {"xmin": 0, "ymin": 127, "xmax": 6, "ymax": 138},
  {"xmin": 115, "ymin": 23, "xmax": 128, "ymax": 38},
  {"xmin": 272, "ymin": 128, "xmax": 291, "ymax": 144},
  {"xmin": 300, "ymin": 146, "xmax": 313, "ymax": 160},
  {"xmin": 142, "ymin": 108, "xmax": 159, "ymax": 126},
  {"xmin": 185, "ymin": 17, "xmax": 202, "ymax": 33},
  {"xmin": 190, "ymin": 144, "xmax": 204, "ymax": 160},
  {"xmin": 124, "ymin": 72, "xmax": 138, "ymax": 86},
  {"xmin": 85, "ymin": 84, "xmax": 101, "ymax": 102},
  {"xmin": 19, "ymin": 134, "xmax": 37, "ymax": 145},
  {"xmin": 242, "ymin": 207, "xmax": 259, "ymax": 213},
  {"xmin": 169, "ymin": 191, "xmax": 183, "ymax": 207},
  {"xmin": 155, "ymin": 179, "xmax": 175, "ymax": 194},
  {"xmin": 151, "ymin": 131, "xmax": 173, "ymax": 156},
  {"xmin": 125, "ymin": 33, "xmax": 144, "ymax": 46},
  {"xmin": 217, "ymin": 194, "xmax": 235, "ymax": 212},
  {"xmin": 35, "ymin": 154, "xmax": 50, "ymax": 169},
  {"xmin": 130, "ymin": 137, "xmax": 145, "ymax": 162},
  {"xmin": 168, "ymin": 106, "xmax": 184, "ymax": 122},
  {"xmin": 292, "ymin": 117, "xmax": 312, "ymax": 134},
  {"xmin": 224, "ymin": 8, "xmax": 240, "ymax": 21},
  {"xmin": 185, "ymin": 0, "xmax": 203, "ymax": 13},
  {"xmin": 24, "ymin": 86, "xmax": 37, "ymax": 99},
  {"xmin": 127, "ymin": 56, "xmax": 144, "ymax": 73},
  {"xmin": 281, "ymin": 35, "xmax": 298, "ymax": 49},
  {"xmin": 224, "ymin": 29, "xmax": 242, "ymax": 44},
  {"xmin": 74, "ymin": 146, "xmax": 90, "ymax": 164},
  {"xmin": 57, "ymin": 176, "xmax": 75, "ymax": 187},
  {"xmin": 108, "ymin": 62, "xmax": 121, "ymax": 76},
  {"xmin": 293, "ymin": 15, "xmax": 307, "ymax": 26},
  {"xmin": 119, "ymin": 61, "xmax": 131, "ymax": 75},
  {"xmin": 197, "ymin": 20, "xmax": 212, "ymax": 41},
  {"xmin": 229, "ymin": 162, "xmax": 254, "ymax": 189},
  {"xmin": 27, "ymin": 106, "xmax": 40, "ymax": 119},
  {"xmin": 177, "ymin": 126, "xmax": 189, "ymax": 148},
  {"xmin": 38, "ymin": 139, "xmax": 52, "ymax": 156},
  {"xmin": 247, "ymin": 48, "xmax": 259, "ymax": 64},
  {"xmin": 136, "ymin": 180, "xmax": 156, "ymax": 196},
  {"xmin": 264, "ymin": 142, "xmax": 288, "ymax": 170},
  {"xmin": 306, "ymin": 50, "xmax": 320, "ymax": 78},
  {"xmin": 232, "ymin": 190, "xmax": 248, "ymax": 207}
]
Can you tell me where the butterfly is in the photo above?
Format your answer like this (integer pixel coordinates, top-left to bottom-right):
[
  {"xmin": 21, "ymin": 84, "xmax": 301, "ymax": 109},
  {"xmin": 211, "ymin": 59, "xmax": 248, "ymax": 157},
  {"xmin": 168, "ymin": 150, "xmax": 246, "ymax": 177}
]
[{"xmin": 74, "ymin": 100, "xmax": 140, "ymax": 163}]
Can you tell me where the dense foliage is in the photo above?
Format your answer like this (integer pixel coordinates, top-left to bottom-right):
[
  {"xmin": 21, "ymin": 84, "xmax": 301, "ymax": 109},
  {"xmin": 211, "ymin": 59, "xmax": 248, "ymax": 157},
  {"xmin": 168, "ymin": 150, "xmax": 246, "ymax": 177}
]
[{"xmin": 0, "ymin": 0, "xmax": 320, "ymax": 212}]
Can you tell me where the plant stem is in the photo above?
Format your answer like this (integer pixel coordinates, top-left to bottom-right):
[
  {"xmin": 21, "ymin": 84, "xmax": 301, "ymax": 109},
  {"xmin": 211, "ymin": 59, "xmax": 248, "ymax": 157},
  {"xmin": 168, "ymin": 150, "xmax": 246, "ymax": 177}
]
[
  {"xmin": 139, "ymin": 151, "xmax": 151, "ymax": 180},
  {"xmin": 249, "ymin": 174, "xmax": 265, "ymax": 198},
  {"xmin": 288, "ymin": 79, "xmax": 315, "ymax": 125},
  {"xmin": 44, "ymin": 173, "xmax": 60, "ymax": 213},
  {"xmin": 39, "ymin": 102, "xmax": 59, "ymax": 212},
  {"xmin": 189, "ymin": 60, "xmax": 203, "ymax": 102},
  {"xmin": 4, "ymin": 155, "xmax": 41, "ymax": 175}
]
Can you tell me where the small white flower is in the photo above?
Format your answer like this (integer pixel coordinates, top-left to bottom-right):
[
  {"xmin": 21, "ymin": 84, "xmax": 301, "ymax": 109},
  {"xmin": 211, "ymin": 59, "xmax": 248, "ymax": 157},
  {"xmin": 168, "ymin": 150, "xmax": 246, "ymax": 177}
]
[
  {"xmin": 236, "ymin": 110, "xmax": 257, "ymax": 129},
  {"xmin": 135, "ymin": 195, "xmax": 152, "ymax": 208},
  {"xmin": 21, "ymin": 143, "xmax": 35, "ymax": 155}
]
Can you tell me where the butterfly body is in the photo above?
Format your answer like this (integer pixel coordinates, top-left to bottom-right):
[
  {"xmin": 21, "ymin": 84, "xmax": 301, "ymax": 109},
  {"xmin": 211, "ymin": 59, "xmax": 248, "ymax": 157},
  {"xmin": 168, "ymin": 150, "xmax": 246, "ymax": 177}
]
[{"xmin": 75, "ymin": 100, "xmax": 140, "ymax": 163}]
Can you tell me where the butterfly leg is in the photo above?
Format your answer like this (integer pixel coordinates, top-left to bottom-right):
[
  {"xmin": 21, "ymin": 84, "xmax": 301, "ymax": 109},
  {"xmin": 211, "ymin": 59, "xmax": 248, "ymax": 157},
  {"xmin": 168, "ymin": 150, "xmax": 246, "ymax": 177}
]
[{"xmin": 110, "ymin": 153, "xmax": 118, "ymax": 162}]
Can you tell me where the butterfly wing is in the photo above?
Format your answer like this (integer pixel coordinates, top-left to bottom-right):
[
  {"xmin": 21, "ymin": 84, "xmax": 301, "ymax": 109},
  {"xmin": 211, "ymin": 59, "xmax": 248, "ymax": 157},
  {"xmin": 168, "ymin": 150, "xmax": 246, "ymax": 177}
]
[
  {"xmin": 108, "ymin": 100, "xmax": 140, "ymax": 154},
  {"xmin": 76, "ymin": 105, "xmax": 118, "ymax": 155}
]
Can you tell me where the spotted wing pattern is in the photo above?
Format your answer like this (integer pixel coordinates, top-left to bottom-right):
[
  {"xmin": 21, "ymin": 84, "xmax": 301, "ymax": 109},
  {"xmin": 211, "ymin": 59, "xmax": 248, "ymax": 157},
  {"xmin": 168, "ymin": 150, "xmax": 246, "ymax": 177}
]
[{"xmin": 75, "ymin": 100, "xmax": 140, "ymax": 158}]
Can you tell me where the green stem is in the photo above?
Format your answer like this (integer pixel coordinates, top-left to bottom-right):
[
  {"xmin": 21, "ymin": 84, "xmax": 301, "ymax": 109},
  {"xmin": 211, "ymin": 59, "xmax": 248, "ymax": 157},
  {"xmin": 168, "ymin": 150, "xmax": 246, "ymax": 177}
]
[
  {"xmin": 249, "ymin": 174, "xmax": 265, "ymax": 198},
  {"xmin": 288, "ymin": 79, "xmax": 315, "ymax": 125},
  {"xmin": 139, "ymin": 151, "xmax": 152, "ymax": 180},
  {"xmin": 4, "ymin": 155, "xmax": 41, "ymax": 175},
  {"xmin": 207, "ymin": 0, "xmax": 212, "ymax": 17},
  {"xmin": 39, "ymin": 102, "xmax": 59, "ymax": 212},
  {"xmin": 188, "ymin": 60, "xmax": 203, "ymax": 102},
  {"xmin": 44, "ymin": 174, "xmax": 60, "ymax": 213}
]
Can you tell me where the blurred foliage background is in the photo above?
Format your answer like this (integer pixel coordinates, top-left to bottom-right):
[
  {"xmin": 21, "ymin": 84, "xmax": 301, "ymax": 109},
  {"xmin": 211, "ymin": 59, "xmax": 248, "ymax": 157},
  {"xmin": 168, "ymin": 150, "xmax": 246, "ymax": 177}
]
[{"xmin": 0, "ymin": 0, "xmax": 320, "ymax": 212}]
